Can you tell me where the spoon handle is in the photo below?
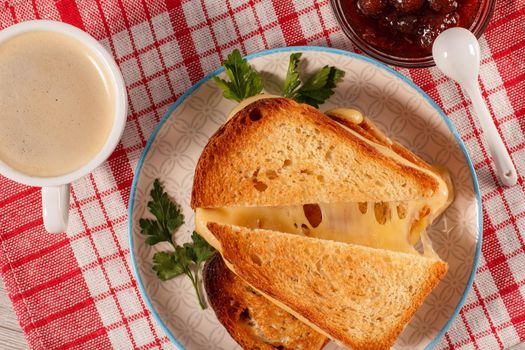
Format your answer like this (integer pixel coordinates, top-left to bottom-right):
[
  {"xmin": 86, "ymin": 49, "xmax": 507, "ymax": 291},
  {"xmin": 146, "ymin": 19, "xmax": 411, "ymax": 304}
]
[{"xmin": 465, "ymin": 84, "xmax": 518, "ymax": 186}]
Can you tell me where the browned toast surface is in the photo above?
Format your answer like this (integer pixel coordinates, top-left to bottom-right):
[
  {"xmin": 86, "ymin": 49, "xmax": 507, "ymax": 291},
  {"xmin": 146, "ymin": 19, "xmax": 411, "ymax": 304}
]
[
  {"xmin": 207, "ymin": 222, "xmax": 448, "ymax": 350},
  {"xmin": 203, "ymin": 254, "xmax": 328, "ymax": 350},
  {"xmin": 191, "ymin": 98, "xmax": 438, "ymax": 208}
]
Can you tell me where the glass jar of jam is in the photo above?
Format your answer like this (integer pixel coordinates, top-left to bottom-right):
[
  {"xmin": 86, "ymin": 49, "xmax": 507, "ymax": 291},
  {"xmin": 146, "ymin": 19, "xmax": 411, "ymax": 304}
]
[{"xmin": 331, "ymin": 0, "xmax": 495, "ymax": 67}]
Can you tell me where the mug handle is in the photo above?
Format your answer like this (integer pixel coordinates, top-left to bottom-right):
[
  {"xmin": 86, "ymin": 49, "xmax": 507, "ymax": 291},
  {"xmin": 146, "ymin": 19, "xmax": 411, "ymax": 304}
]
[{"xmin": 42, "ymin": 184, "xmax": 70, "ymax": 233}]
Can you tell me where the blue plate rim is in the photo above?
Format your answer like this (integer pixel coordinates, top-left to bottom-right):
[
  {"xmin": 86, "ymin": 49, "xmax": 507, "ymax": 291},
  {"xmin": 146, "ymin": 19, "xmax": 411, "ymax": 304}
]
[{"xmin": 127, "ymin": 45, "xmax": 483, "ymax": 350}]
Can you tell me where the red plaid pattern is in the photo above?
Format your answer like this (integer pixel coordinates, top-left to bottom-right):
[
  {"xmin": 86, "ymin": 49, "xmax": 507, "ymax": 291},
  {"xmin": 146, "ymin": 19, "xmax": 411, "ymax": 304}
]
[{"xmin": 0, "ymin": 1, "xmax": 523, "ymax": 349}]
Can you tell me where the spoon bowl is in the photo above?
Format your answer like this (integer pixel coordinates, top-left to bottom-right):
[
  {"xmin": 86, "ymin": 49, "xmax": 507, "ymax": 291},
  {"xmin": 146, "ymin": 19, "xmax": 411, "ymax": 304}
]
[
  {"xmin": 432, "ymin": 28, "xmax": 517, "ymax": 187},
  {"xmin": 433, "ymin": 28, "xmax": 480, "ymax": 86}
]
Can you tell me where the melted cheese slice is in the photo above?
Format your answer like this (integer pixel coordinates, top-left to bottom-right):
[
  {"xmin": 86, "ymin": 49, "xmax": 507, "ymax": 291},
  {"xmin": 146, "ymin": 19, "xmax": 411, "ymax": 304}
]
[
  {"xmin": 196, "ymin": 103, "xmax": 454, "ymax": 258},
  {"xmin": 197, "ymin": 200, "xmax": 438, "ymax": 258}
]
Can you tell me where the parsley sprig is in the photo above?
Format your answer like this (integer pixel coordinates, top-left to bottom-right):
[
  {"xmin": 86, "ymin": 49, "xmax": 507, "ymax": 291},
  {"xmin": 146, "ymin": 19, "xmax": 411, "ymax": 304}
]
[
  {"xmin": 282, "ymin": 52, "xmax": 345, "ymax": 108},
  {"xmin": 213, "ymin": 49, "xmax": 263, "ymax": 102},
  {"xmin": 139, "ymin": 179, "xmax": 215, "ymax": 309},
  {"xmin": 213, "ymin": 49, "xmax": 344, "ymax": 108}
]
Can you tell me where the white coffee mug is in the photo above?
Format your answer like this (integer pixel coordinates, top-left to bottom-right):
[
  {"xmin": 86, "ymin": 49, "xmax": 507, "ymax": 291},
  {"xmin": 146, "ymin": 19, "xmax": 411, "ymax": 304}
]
[{"xmin": 0, "ymin": 20, "xmax": 127, "ymax": 233}]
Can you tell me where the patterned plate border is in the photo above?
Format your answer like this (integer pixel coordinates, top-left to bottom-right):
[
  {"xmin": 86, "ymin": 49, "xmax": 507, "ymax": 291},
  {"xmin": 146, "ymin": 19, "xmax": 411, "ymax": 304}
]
[{"xmin": 128, "ymin": 46, "xmax": 483, "ymax": 350}]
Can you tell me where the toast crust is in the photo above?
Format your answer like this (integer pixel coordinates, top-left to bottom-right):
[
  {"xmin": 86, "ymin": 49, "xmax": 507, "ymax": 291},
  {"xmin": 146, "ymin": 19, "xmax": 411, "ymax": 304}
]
[
  {"xmin": 207, "ymin": 222, "xmax": 448, "ymax": 350},
  {"xmin": 203, "ymin": 254, "xmax": 328, "ymax": 350},
  {"xmin": 191, "ymin": 98, "xmax": 439, "ymax": 208}
]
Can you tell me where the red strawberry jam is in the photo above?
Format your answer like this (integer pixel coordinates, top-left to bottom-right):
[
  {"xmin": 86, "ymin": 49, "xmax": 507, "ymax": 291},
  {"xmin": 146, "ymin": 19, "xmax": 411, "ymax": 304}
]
[{"xmin": 339, "ymin": 0, "xmax": 481, "ymax": 58}]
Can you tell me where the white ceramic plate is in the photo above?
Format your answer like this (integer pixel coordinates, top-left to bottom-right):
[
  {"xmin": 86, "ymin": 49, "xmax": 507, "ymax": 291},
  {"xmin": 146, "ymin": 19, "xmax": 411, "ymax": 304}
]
[{"xmin": 128, "ymin": 47, "xmax": 482, "ymax": 350}]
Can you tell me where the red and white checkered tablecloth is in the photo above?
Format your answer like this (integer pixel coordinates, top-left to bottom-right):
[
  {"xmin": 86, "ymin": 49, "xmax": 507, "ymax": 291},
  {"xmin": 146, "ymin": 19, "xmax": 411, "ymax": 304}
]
[{"xmin": 0, "ymin": 0, "xmax": 524, "ymax": 349}]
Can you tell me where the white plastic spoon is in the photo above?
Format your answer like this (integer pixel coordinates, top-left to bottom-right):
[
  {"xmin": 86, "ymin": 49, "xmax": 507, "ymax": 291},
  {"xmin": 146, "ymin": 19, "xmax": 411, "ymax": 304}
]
[{"xmin": 433, "ymin": 27, "xmax": 517, "ymax": 187}]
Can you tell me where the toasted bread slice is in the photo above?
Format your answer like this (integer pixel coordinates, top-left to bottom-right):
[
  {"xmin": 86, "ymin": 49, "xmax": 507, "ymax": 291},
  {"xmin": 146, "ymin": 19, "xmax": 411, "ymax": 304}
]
[
  {"xmin": 191, "ymin": 97, "xmax": 439, "ymax": 208},
  {"xmin": 205, "ymin": 222, "xmax": 448, "ymax": 350},
  {"xmin": 203, "ymin": 254, "xmax": 328, "ymax": 350}
]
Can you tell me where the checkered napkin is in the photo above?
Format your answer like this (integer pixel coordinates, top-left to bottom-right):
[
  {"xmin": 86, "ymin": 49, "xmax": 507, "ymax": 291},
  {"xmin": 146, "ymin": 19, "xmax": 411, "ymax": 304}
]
[{"xmin": 0, "ymin": 0, "xmax": 523, "ymax": 349}]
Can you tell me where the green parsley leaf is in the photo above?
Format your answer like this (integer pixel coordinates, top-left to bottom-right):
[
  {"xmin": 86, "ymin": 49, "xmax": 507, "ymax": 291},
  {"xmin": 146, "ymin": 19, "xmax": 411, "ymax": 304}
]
[
  {"xmin": 294, "ymin": 66, "xmax": 345, "ymax": 108},
  {"xmin": 140, "ymin": 179, "xmax": 216, "ymax": 309},
  {"xmin": 152, "ymin": 251, "xmax": 184, "ymax": 281},
  {"xmin": 213, "ymin": 49, "xmax": 263, "ymax": 102},
  {"xmin": 173, "ymin": 245, "xmax": 192, "ymax": 271},
  {"xmin": 139, "ymin": 219, "xmax": 166, "ymax": 245},
  {"xmin": 191, "ymin": 231, "xmax": 216, "ymax": 264},
  {"xmin": 149, "ymin": 179, "xmax": 183, "ymax": 234},
  {"xmin": 281, "ymin": 53, "xmax": 345, "ymax": 108},
  {"xmin": 282, "ymin": 53, "xmax": 302, "ymax": 98},
  {"xmin": 140, "ymin": 179, "xmax": 183, "ymax": 246}
]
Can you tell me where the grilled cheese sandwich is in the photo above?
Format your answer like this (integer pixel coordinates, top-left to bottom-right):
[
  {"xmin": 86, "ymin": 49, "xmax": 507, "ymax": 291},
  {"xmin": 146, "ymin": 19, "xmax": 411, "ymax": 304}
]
[{"xmin": 192, "ymin": 96, "xmax": 453, "ymax": 349}]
